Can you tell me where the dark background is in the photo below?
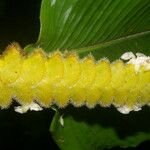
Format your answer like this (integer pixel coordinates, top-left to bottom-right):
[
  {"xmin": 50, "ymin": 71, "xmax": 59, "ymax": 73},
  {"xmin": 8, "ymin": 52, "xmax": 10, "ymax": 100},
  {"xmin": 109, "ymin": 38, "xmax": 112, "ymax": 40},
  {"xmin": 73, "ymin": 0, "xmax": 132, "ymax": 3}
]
[
  {"xmin": 0, "ymin": 0, "xmax": 149, "ymax": 149},
  {"xmin": 0, "ymin": 0, "xmax": 59, "ymax": 149},
  {"xmin": 0, "ymin": 0, "xmax": 40, "ymax": 49}
]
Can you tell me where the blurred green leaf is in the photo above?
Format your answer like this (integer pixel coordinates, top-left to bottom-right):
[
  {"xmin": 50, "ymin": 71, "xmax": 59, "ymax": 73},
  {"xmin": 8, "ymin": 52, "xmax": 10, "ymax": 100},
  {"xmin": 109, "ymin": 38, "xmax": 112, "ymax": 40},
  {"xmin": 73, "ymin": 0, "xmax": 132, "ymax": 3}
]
[
  {"xmin": 27, "ymin": 0, "xmax": 150, "ymax": 149},
  {"xmin": 50, "ymin": 106, "xmax": 150, "ymax": 150}
]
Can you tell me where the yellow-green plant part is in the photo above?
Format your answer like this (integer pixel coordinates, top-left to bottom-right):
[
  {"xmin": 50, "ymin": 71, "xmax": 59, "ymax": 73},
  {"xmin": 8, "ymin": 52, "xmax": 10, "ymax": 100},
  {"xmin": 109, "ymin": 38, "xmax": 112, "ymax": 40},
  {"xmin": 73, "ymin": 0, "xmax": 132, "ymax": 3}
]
[{"xmin": 0, "ymin": 43, "xmax": 149, "ymax": 114}]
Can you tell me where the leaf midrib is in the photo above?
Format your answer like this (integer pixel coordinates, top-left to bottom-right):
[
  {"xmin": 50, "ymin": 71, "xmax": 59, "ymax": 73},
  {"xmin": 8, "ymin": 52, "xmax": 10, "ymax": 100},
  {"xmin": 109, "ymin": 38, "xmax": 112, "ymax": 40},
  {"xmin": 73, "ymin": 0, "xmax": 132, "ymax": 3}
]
[{"xmin": 74, "ymin": 30, "xmax": 150, "ymax": 54}]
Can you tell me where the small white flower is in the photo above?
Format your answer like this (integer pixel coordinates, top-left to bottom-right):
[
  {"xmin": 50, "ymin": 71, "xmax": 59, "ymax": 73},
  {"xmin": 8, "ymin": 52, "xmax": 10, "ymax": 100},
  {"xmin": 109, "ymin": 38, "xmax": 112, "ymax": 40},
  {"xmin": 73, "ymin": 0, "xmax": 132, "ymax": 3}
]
[
  {"xmin": 117, "ymin": 105, "xmax": 142, "ymax": 114},
  {"xmin": 14, "ymin": 102, "xmax": 43, "ymax": 114},
  {"xmin": 121, "ymin": 52, "xmax": 150, "ymax": 72},
  {"xmin": 121, "ymin": 52, "xmax": 135, "ymax": 60},
  {"xmin": 14, "ymin": 105, "xmax": 29, "ymax": 114}
]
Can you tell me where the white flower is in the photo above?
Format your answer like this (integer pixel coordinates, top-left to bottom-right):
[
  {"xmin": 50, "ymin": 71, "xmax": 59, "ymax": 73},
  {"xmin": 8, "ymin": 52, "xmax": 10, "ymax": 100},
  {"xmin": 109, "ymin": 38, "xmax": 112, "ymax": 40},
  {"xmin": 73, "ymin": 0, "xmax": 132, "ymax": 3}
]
[
  {"xmin": 14, "ymin": 102, "xmax": 43, "ymax": 114},
  {"xmin": 121, "ymin": 52, "xmax": 150, "ymax": 72},
  {"xmin": 117, "ymin": 105, "xmax": 142, "ymax": 114}
]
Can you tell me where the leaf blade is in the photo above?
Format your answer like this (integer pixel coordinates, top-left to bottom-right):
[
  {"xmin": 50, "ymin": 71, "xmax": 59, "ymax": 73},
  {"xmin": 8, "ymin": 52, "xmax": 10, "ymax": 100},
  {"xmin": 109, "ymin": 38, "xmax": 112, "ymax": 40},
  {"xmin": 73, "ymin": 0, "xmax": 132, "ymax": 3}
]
[
  {"xmin": 50, "ymin": 106, "xmax": 150, "ymax": 150},
  {"xmin": 32, "ymin": 0, "xmax": 150, "ymax": 54}
]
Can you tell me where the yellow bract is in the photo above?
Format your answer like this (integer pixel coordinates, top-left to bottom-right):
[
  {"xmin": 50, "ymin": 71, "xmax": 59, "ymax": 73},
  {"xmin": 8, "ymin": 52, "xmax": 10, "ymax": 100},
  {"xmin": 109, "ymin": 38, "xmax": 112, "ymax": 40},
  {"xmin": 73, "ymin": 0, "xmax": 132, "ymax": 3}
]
[
  {"xmin": 0, "ymin": 44, "xmax": 22, "ymax": 84},
  {"xmin": 52, "ymin": 53, "xmax": 80, "ymax": 107},
  {"xmin": 0, "ymin": 44, "xmax": 22, "ymax": 107},
  {"xmin": 0, "ymin": 43, "xmax": 149, "ymax": 110},
  {"xmin": 70, "ymin": 56, "xmax": 96, "ymax": 106},
  {"xmin": 86, "ymin": 60, "xmax": 111, "ymax": 107}
]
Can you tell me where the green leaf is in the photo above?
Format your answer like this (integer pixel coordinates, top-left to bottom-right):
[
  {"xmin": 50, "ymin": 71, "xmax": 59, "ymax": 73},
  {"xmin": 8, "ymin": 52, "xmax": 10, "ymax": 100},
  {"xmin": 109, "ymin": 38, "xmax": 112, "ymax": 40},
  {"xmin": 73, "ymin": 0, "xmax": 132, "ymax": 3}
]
[
  {"xmin": 27, "ymin": 0, "xmax": 150, "ymax": 149},
  {"xmin": 26, "ymin": 0, "xmax": 150, "ymax": 59},
  {"xmin": 50, "ymin": 106, "xmax": 150, "ymax": 150}
]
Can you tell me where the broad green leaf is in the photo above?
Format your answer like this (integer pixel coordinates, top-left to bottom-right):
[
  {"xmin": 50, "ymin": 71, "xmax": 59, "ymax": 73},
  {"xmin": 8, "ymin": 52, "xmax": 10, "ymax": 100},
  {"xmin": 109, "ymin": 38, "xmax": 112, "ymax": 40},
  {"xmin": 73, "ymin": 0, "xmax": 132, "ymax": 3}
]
[
  {"xmin": 26, "ymin": 0, "xmax": 150, "ymax": 59},
  {"xmin": 27, "ymin": 0, "xmax": 150, "ymax": 149},
  {"xmin": 50, "ymin": 106, "xmax": 150, "ymax": 150}
]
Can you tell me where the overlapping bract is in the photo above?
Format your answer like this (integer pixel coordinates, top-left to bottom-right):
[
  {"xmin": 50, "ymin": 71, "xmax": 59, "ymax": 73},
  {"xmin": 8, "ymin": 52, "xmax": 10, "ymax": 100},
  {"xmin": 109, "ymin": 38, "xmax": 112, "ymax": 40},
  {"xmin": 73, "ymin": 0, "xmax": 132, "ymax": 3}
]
[{"xmin": 0, "ymin": 43, "xmax": 149, "ymax": 110}]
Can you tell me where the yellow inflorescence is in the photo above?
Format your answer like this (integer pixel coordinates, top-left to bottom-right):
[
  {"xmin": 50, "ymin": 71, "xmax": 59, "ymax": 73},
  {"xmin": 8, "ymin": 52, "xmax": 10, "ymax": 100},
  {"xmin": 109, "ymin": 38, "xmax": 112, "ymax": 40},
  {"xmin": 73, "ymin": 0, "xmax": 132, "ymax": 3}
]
[{"xmin": 0, "ymin": 43, "xmax": 149, "ymax": 110}]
